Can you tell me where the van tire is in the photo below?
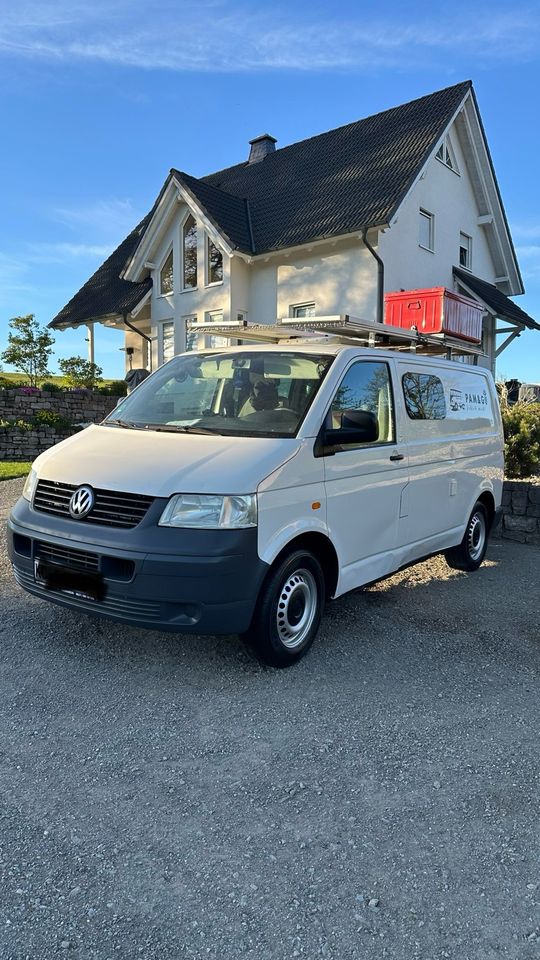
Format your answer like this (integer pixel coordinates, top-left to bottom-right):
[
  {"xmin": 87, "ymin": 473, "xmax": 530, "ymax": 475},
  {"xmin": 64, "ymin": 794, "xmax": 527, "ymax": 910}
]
[
  {"xmin": 242, "ymin": 550, "xmax": 325, "ymax": 668},
  {"xmin": 444, "ymin": 501, "xmax": 489, "ymax": 572}
]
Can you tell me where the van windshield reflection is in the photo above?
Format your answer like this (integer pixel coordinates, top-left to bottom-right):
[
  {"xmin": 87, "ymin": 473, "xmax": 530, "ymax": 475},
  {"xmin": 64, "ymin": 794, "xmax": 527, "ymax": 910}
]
[{"xmin": 105, "ymin": 352, "xmax": 334, "ymax": 438}]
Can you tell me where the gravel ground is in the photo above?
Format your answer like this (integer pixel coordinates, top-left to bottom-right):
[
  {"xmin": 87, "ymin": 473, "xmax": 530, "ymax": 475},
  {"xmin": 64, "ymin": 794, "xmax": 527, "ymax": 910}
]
[{"xmin": 1, "ymin": 477, "xmax": 539, "ymax": 960}]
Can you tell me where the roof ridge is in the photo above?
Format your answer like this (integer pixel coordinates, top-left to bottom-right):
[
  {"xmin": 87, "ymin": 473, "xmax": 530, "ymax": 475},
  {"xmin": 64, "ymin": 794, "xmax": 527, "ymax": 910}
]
[{"xmin": 202, "ymin": 80, "xmax": 472, "ymax": 184}]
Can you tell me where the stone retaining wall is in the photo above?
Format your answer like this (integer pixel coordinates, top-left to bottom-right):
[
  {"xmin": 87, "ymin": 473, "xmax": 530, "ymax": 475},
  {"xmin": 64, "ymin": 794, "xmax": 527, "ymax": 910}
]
[
  {"xmin": 0, "ymin": 390, "xmax": 118, "ymax": 462},
  {"xmin": 494, "ymin": 480, "xmax": 540, "ymax": 544},
  {"xmin": 0, "ymin": 389, "xmax": 117, "ymax": 424}
]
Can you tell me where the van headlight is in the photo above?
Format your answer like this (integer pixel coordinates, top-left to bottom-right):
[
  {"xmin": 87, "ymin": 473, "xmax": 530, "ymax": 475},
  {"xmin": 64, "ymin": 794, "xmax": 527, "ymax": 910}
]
[
  {"xmin": 158, "ymin": 493, "xmax": 257, "ymax": 529},
  {"xmin": 22, "ymin": 468, "xmax": 38, "ymax": 502}
]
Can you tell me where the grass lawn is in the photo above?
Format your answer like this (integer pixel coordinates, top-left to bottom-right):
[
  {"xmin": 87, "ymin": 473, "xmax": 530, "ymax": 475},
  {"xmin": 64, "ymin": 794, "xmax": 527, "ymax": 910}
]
[{"xmin": 0, "ymin": 462, "xmax": 32, "ymax": 481}]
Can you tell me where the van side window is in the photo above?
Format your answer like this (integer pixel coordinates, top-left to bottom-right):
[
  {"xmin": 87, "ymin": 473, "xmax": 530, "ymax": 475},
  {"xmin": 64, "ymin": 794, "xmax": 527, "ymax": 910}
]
[
  {"xmin": 402, "ymin": 372, "xmax": 446, "ymax": 420},
  {"xmin": 329, "ymin": 361, "xmax": 395, "ymax": 443}
]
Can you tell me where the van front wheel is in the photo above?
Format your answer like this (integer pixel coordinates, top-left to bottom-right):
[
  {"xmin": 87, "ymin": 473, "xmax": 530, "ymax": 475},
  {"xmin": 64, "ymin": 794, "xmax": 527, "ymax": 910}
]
[
  {"xmin": 445, "ymin": 501, "xmax": 489, "ymax": 572},
  {"xmin": 243, "ymin": 550, "xmax": 325, "ymax": 668}
]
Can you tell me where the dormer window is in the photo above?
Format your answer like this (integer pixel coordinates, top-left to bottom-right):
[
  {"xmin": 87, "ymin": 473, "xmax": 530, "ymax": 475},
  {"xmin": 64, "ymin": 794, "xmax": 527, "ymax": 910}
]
[
  {"xmin": 207, "ymin": 236, "xmax": 223, "ymax": 285},
  {"xmin": 159, "ymin": 250, "xmax": 173, "ymax": 296},
  {"xmin": 183, "ymin": 214, "xmax": 198, "ymax": 289},
  {"xmin": 435, "ymin": 137, "xmax": 459, "ymax": 173}
]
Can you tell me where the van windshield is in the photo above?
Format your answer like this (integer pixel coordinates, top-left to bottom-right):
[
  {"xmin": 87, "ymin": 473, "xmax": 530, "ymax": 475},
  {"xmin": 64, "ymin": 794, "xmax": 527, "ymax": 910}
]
[{"xmin": 106, "ymin": 351, "xmax": 334, "ymax": 437}]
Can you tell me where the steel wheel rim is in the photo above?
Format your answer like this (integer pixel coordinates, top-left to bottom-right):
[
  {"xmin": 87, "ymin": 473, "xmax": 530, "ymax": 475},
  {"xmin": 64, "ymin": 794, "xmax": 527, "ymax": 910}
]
[
  {"xmin": 276, "ymin": 568, "xmax": 318, "ymax": 650},
  {"xmin": 468, "ymin": 511, "xmax": 486, "ymax": 561}
]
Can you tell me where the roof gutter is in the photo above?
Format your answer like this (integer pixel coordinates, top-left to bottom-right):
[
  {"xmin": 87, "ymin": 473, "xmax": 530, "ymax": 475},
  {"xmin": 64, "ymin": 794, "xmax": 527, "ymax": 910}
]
[{"xmin": 361, "ymin": 227, "xmax": 384, "ymax": 324}]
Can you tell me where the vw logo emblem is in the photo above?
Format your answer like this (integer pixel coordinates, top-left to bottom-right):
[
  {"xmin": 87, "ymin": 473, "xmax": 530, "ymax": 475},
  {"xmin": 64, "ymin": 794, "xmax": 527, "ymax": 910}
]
[{"xmin": 69, "ymin": 485, "xmax": 95, "ymax": 520}]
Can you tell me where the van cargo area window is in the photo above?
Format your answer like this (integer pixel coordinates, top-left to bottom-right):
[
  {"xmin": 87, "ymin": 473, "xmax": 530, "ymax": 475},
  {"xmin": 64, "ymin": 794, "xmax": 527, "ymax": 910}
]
[
  {"xmin": 402, "ymin": 372, "xmax": 446, "ymax": 420},
  {"xmin": 329, "ymin": 361, "xmax": 395, "ymax": 444},
  {"xmin": 105, "ymin": 351, "xmax": 335, "ymax": 438}
]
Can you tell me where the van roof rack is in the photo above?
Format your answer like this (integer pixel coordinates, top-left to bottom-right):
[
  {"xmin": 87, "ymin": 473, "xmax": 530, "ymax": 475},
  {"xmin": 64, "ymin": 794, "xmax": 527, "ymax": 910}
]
[{"xmin": 187, "ymin": 315, "xmax": 485, "ymax": 362}]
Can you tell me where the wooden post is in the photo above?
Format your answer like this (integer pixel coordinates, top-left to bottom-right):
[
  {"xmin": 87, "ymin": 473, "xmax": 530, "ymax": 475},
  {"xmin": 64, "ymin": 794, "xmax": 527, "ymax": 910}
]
[{"xmin": 86, "ymin": 324, "xmax": 95, "ymax": 364}]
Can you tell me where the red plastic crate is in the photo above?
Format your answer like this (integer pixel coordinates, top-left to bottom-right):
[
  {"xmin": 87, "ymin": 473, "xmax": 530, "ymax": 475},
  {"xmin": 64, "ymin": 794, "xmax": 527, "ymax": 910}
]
[{"xmin": 384, "ymin": 287, "xmax": 484, "ymax": 343}]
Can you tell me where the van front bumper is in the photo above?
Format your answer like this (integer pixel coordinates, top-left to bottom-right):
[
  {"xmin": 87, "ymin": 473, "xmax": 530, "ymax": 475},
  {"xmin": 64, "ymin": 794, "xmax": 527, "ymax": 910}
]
[{"xmin": 7, "ymin": 496, "xmax": 269, "ymax": 635}]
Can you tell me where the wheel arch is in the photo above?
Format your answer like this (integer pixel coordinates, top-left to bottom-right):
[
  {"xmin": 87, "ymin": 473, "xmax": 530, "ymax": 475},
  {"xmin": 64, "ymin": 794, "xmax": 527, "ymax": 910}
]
[{"xmin": 264, "ymin": 532, "xmax": 340, "ymax": 600}]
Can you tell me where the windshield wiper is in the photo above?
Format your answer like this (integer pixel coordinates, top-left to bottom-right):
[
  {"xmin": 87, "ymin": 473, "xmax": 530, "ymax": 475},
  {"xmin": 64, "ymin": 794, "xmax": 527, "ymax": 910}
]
[
  {"xmin": 105, "ymin": 418, "xmax": 139, "ymax": 429},
  {"xmin": 141, "ymin": 423, "xmax": 223, "ymax": 436}
]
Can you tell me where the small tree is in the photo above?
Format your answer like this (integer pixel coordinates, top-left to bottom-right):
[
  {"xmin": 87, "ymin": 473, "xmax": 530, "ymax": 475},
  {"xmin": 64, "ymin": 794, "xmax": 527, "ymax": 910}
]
[
  {"xmin": 1, "ymin": 314, "xmax": 55, "ymax": 387},
  {"xmin": 58, "ymin": 356, "xmax": 103, "ymax": 389}
]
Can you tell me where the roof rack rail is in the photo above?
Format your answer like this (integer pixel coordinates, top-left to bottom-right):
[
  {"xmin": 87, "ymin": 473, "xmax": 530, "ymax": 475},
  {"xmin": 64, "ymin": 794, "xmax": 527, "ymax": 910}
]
[{"xmin": 186, "ymin": 315, "xmax": 485, "ymax": 362}]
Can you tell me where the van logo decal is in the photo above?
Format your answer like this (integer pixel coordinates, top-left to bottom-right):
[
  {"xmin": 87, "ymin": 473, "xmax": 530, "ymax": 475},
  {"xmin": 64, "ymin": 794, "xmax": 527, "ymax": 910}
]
[{"xmin": 69, "ymin": 485, "xmax": 95, "ymax": 520}]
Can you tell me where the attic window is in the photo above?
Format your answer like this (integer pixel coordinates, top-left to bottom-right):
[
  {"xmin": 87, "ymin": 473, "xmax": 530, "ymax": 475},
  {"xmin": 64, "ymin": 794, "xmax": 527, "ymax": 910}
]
[
  {"xmin": 183, "ymin": 215, "xmax": 198, "ymax": 289},
  {"xmin": 435, "ymin": 137, "xmax": 459, "ymax": 174},
  {"xmin": 459, "ymin": 232, "xmax": 472, "ymax": 270},
  {"xmin": 207, "ymin": 236, "xmax": 223, "ymax": 285},
  {"xmin": 160, "ymin": 250, "xmax": 173, "ymax": 296}
]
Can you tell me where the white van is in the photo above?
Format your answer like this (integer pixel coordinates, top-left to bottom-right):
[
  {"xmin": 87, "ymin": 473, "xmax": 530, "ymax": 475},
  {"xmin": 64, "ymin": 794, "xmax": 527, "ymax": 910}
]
[{"xmin": 8, "ymin": 341, "xmax": 503, "ymax": 667}]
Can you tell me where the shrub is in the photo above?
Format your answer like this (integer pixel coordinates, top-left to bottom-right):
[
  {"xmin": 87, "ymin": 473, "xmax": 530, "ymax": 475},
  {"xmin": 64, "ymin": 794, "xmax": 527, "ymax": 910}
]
[
  {"xmin": 34, "ymin": 410, "xmax": 73, "ymax": 431},
  {"xmin": 0, "ymin": 376, "xmax": 27, "ymax": 390},
  {"xmin": 502, "ymin": 402, "xmax": 540, "ymax": 478},
  {"xmin": 58, "ymin": 356, "xmax": 103, "ymax": 389},
  {"xmin": 40, "ymin": 381, "xmax": 63, "ymax": 393},
  {"xmin": 98, "ymin": 380, "xmax": 127, "ymax": 397}
]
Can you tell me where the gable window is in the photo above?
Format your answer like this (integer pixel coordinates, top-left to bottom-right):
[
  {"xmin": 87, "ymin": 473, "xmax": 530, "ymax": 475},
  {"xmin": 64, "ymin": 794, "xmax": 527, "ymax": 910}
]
[
  {"xmin": 161, "ymin": 321, "xmax": 175, "ymax": 364},
  {"xmin": 292, "ymin": 303, "xmax": 316, "ymax": 318},
  {"xmin": 459, "ymin": 232, "xmax": 472, "ymax": 270},
  {"xmin": 183, "ymin": 215, "xmax": 198, "ymax": 289},
  {"xmin": 435, "ymin": 137, "xmax": 459, "ymax": 174},
  {"xmin": 419, "ymin": 210, "xmax": 434, "ymax": 251},
  {"xmin": 159, "ymin": 250, "xmax": 173, "ymax": 296},
  {"xmin": 206, "ymin": 236, "xmax": 223, "ymax": 285}
]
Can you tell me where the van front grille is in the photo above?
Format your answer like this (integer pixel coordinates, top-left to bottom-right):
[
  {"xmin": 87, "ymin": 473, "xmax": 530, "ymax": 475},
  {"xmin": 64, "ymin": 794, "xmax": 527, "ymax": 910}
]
[
  {"xmin": 37, "ymin": 541, "xmax": 99, "ymax": 572},
  {"xmin": 33, "ymin": 480, "xmax": 153, "ymax": 529}
]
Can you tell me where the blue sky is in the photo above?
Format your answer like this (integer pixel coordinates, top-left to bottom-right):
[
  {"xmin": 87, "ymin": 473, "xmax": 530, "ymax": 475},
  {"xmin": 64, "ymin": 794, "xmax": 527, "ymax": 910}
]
[{"xmin": 0, "ymin": 0, "xmax": 539, "ymax": 380}]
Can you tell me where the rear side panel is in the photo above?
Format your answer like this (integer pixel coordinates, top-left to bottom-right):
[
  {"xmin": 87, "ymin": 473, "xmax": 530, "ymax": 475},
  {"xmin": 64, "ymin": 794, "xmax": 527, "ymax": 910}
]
[{"xmin": 395, "ymin": 360, "xmax": 503, "ymax": 558}]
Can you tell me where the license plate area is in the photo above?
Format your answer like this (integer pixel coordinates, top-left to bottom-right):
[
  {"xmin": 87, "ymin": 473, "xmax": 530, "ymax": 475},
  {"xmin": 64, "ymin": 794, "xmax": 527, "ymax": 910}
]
[{"xmin": 34, "ymin": 560, "xmax": 107, "ymax": 602}]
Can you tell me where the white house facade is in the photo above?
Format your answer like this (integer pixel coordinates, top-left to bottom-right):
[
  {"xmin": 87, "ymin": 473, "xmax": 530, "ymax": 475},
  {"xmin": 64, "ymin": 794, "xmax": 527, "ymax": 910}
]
[{"xmin": 50, "ymin": 82, "xmax": 539, "ymax": 373}]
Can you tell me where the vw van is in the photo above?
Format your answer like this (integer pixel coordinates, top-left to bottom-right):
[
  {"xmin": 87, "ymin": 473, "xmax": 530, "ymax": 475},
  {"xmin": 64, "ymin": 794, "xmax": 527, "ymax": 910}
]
[{"xmin": 8, "ymin": 342, "xmax": 504, "ymax": 667}]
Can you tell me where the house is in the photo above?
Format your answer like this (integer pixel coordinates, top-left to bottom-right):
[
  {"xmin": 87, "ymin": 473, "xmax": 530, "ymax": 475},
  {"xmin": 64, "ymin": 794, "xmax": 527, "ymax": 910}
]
[{"xmin": 49, "ymin": 80, "xmax": 539, "ymax": 373}]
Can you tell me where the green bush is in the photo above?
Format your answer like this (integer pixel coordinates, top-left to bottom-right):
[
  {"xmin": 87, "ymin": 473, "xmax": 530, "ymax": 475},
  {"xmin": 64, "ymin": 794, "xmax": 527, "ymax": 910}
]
[
  {"xmin": 98, "ymin": 380, "xmax": 127, "ymax": 397},
  {"xmin": 34, "ymin": 410, "xmax": 73, "ymax": 431},
  {"xmin": 40, "ymin": 381, "xmax": 63, "ymax": 393},
  {"xmin": 0, "ymin": 376, "xmax": 26, "ymax": 390},
  {"xmin": 502, "ymin": 402, "xmax": 540, "ymax": 478}
]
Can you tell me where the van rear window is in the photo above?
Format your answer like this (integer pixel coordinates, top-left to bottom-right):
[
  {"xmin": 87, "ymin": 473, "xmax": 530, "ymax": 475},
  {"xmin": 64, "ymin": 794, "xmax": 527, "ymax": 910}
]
[{"xmin": 402, "ymin": 373, "xmax": 446, "ymax": 420}]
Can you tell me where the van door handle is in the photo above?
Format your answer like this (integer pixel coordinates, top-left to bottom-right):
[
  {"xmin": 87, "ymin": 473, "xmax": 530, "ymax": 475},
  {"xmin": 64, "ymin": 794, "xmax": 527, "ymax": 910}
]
[{"xmin": 389, "ymin": 453, "xmax": 405, "ymax": 462}]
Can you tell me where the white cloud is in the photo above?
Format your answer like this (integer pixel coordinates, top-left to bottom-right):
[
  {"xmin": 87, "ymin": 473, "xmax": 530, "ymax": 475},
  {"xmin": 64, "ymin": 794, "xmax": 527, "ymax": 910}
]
[
  {"xmin": 1, "ymin": 1, "xmax": 539, "ymax": 72},
  {"xmin": 52, "ymin": 199, "xmax": 139, "ymax": 240},
  {"xmin": 25, "ymin": 242, "xmax": 113, "ymax": 265}
]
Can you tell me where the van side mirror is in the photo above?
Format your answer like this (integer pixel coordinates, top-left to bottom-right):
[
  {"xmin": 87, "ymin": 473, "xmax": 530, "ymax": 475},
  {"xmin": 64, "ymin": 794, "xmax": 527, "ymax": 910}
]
[{"xmin": 318, "ymin": 409, "xmax": 379, "ymax": 454}]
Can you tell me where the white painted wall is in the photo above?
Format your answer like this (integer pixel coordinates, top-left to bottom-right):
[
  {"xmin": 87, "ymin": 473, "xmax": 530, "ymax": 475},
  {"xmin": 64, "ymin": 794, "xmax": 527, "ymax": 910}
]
[
  {"xmin": 276, "ymin": 239, "xmax": 377, "ymax": 321},
  {"xmin": 379, "ymin": 124, "xmax": 496, "ymax": 293}
]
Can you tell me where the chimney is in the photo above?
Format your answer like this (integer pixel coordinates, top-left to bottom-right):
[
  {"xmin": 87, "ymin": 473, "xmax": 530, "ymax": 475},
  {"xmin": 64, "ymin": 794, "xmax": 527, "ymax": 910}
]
[{"xmin": 248, "ymin": 133, "xmax": 277, "ymax": 164}]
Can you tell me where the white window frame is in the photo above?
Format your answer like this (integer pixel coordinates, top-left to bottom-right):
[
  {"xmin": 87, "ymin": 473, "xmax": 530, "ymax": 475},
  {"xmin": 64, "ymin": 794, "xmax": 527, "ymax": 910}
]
[
  {"xmin": 181, "ymin": 211, "xmax": 198, "ymax": 292},
  {"xmin": 158, "ymin": 247, "xmax": 174, "ymax": 298},
  {"xmin": 435, "ymin": 136, "xmax": 460, "ymax": 175},
  {"xmin": 160, "ymin": 320, "xmax": 175, "ymax": 365},
  {"xmin": 419, "ymin": 209, "xmax": 435, "ymax": 252},
  {"xmin": 205, "ymin": 234, "xmax": 224, "ymax": 287},
  {"xmin": 291, "ymin": 302, "xmax": 316, "ymax": 318},
  {"xmin": 459, "ymin": 232, "xmax": 472, "ymax": 271}
]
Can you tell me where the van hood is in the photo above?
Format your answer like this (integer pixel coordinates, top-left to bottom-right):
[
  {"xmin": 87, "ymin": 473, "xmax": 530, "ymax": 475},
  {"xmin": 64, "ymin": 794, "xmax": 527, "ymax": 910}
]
[{"xmin": 33, "ymin": 424, "xmax": 300, "ymax": 498}]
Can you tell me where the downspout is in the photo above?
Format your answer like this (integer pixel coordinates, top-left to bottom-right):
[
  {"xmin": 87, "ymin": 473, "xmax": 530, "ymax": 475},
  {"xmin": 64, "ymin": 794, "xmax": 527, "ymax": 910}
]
[
  {"xmin": 361, "ymin": 227, "xmax": 384, "ymax": 324},
  {"xmin": 123, "ymin": 312, "xmax": 153, "ymax": 371}
]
